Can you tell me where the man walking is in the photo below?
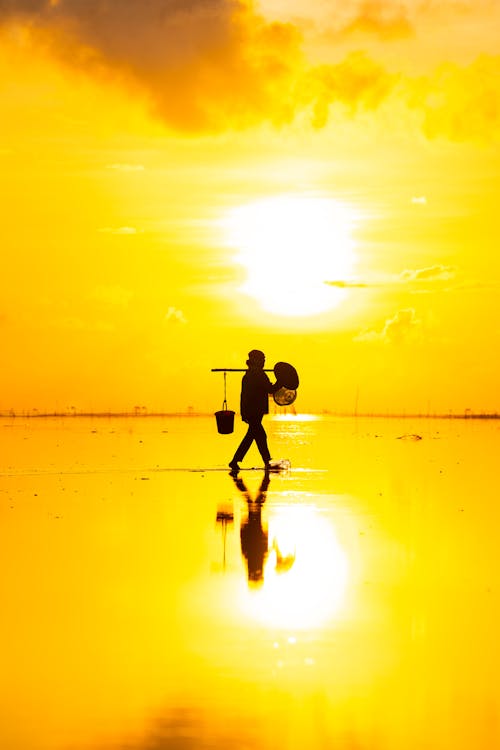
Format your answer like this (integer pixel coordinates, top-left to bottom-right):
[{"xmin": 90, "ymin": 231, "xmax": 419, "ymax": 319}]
[{"xmin": 229, "ymin": 350, "xmax": 280, "ymax": 473}]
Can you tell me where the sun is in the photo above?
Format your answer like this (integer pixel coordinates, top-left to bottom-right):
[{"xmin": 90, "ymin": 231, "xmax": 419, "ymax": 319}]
[{"xmin": 223, "ymin": 194, "xmax": 358, "ymax": 317}]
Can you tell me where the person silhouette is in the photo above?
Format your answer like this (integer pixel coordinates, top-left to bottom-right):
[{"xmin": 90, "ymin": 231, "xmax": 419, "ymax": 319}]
[
  {"xmin": 229, "ymin": 350, "xmax": 280, "ymax": 473},
  {"xmin": 232, "ymin": 471, "xmax": 270, "ymax": 585}
]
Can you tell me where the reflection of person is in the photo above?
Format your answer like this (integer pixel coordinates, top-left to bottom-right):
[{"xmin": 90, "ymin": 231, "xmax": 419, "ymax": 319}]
[
  {"xmin": 232, "ymin": 472, "xmax": 270, "ymax": 585},
  {"xmin": 229, "ymin": 350, "xmax": 280, "ymax": 473}
]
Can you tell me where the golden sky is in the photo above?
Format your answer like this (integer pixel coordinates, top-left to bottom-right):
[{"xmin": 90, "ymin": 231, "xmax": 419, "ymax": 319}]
[{"xmin": 1, "ymin": 0, "xmax": 499, "ymax": 414}]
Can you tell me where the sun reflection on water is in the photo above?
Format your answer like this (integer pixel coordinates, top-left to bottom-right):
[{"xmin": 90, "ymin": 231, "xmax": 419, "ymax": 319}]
[{"xmin": 239, "ymin": 505, "xmax": 349, "ymax": 630}]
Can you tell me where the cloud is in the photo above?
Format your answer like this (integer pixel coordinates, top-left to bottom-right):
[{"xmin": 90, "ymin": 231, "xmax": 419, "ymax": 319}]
[
  {"xmin": 165, "ymin": 306, "xmax": 187, "ymax": 324},
  {"xmin": 325, "ymin": 267, "xmax": 456, "ymax": 292},
  {"xmin": 0, "ymin": 0, "xmax": 305, "ymax": 131},
  {"xmin": 303, "ymin": 51, "xmax": 396, "ymax": 128},
  {"xmin": 325, "ymin": 279, "xmax": 369, "ymax": 288},
  {"xmin": 0, "ymin": 0, "xmax": 397, "ymax": 132},
  {"xmin": 337, "ymin": 0, "xmax": 414, "ymax": 41},
  {"xmin": 319, "ymin": 0, "xmax": 498, "ymax": 41},
  {"xmin": 400, "ymin": 265, "xmax": 455, "ymax": 283},
  {"xmin": 355, "ymin": 307, "xmax": 421, "ymax": 343},
  {"xmin": 1, "ymin": 1, "xmax": 498, "ymax": 140},
  {"xmin": 406, "ymin": 54, "xmax": 500, "ymax": 143}
]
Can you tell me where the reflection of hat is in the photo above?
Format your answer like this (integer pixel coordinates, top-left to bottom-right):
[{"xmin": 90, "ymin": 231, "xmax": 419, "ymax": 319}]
[{"xmin": 247, "ymin": 349, "xmax": 265, "ymax": 366}]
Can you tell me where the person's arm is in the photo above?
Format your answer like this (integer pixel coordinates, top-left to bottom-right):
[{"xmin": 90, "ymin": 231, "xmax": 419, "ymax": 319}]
[{"xmin": 263, "ymin": 372, "xmax": 281, "ymax": 394}]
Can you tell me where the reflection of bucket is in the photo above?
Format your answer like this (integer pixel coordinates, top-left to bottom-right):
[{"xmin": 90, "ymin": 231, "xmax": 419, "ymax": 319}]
[{"xmin": 215, "ymin": 409, "xmax": 235, "ymax": 434}]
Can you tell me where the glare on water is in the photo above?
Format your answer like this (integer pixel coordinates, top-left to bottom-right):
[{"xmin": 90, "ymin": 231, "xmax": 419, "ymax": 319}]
[{"xmin": 0, "ymin": 415, "xmax": 499, "ymax": 749}]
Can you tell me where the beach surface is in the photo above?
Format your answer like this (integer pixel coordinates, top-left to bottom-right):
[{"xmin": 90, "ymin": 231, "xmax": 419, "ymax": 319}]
[{"xmin": 1, "ymin": 415, "xmax": 499, "ymax": 750}]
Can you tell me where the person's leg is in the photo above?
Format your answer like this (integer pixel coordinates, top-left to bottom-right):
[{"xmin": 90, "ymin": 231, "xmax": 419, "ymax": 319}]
[
  {"xmin": 253, "ymin": 421, "xmax": 271, "ymax": 464},
  {"xmin": 231, "ymin": 423, "xmax": 255, "ymax": 465}
]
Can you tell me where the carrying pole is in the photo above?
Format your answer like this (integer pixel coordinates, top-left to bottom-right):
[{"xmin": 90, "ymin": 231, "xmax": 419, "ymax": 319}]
[{"xmin": 211, "ymin": 368, "xmax": 273, "ymax": 372}]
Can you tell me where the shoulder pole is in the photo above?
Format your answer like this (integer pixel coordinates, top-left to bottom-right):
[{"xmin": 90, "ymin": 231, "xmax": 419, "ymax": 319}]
[{"xmin": 211, "ymin": 368, "xmax": 273, "ymax": 372}]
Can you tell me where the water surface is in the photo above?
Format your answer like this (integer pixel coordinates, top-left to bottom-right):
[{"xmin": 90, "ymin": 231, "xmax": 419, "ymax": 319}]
[{"xmin": 1, "ymin": 416, "xmax": 499, "ymax": 749}]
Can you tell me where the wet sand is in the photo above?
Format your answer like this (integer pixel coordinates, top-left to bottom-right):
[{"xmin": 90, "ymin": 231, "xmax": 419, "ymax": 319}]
[{"xmin": 1, "ymin": 415, "xmax": 499, "ymax": 749}]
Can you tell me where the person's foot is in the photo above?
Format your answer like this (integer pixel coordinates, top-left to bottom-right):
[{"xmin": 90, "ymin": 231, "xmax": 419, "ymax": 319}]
[{"xmin": 229, "ymin": 460, "xmax": 240, "ymax": 473}]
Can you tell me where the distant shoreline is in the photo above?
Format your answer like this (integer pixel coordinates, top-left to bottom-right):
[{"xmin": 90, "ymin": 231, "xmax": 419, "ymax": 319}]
[{"xmin": 1, "ymin": 411, "xmax": 499, "ymax": 420}]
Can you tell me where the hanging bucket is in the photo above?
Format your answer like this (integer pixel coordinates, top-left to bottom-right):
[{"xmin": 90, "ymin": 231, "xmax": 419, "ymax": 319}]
[
  {"xmin": 215, "ymin": 401, "xmax": 235, "ymax": 434},
  {"xmin": 214, "ymin": 372, "xmax": 235, "ymax": 434}
]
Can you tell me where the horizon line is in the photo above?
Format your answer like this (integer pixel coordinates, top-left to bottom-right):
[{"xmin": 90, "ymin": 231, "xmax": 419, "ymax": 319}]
[{"xmin": 1, "ymin": 410, "xmax": 499, "ymax": 420}]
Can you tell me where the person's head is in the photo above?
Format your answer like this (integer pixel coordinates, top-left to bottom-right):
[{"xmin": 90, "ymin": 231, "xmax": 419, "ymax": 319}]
[{"xmin": 246, "ymin": 349, "xmax": 265, "ymax": 369}]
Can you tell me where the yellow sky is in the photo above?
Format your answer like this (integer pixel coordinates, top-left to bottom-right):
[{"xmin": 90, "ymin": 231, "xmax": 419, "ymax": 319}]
[{"xmin": 1, "ymin": 0, "xmax": 499, "ymax": 414}]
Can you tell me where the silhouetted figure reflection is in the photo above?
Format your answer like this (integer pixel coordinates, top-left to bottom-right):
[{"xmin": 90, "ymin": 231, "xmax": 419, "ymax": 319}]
[
  {"xmin": 232, "ymin": 471, "xmax": 270, "ymax": 586},
  {"xmin": 229, "ymin": 349, "xmax": 280, "ymax": 473}
]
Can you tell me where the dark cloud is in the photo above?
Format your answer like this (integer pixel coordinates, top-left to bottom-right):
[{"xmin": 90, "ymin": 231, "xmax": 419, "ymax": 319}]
[
  {"xmin": 0, "ymin": 0, "xmax": 303, "ymax": 131},
  {"xmin": 0, "ymin": 0, "xmax": 396, "ymax": 131}
]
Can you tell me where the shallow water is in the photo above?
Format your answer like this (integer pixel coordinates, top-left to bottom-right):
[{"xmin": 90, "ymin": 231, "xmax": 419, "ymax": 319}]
[{"xmin": 1, "ymin": 415, "xmax": 499, "ymax": 749}]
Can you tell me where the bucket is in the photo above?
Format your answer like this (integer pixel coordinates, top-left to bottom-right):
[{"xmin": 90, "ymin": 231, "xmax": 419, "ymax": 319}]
[{"xmin": 215, "ymin": 402, "xmax": 235, "ymax": 434}]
